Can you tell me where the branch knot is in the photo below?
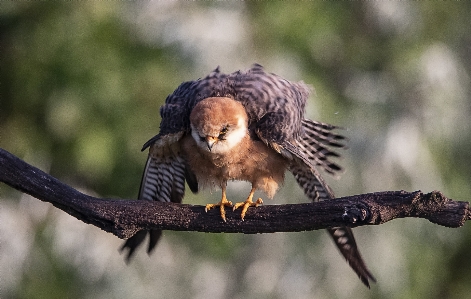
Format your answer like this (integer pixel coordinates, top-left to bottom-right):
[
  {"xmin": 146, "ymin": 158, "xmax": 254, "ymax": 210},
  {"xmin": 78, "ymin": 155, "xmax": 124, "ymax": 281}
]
[
  {"xmin": 1, "ymin": 148, "xmax": 469, "ymax": 236},
  {"xmin": 342, "ymin": 203, "xmax": 371, "ymax": 224}
]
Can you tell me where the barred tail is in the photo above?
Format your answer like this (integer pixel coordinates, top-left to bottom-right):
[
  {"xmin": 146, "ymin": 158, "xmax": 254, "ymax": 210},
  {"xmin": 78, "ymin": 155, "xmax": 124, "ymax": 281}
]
[{"xmin": 290, "ymin": 119, "xmax": 375, "ymax": 287}]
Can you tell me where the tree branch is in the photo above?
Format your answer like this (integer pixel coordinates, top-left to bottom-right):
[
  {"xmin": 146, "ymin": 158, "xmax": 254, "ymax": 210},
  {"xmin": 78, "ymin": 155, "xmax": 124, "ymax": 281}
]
[{"xmin": 1, "ymin": 148, "xmax": 469, "ymax": 240}]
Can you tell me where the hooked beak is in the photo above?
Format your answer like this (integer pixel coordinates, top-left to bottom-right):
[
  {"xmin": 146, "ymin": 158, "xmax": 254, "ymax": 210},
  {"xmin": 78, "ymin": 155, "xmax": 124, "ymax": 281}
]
[{"xmin": 205, "ymin": 136, "xmax": 217, "ymax": 151}]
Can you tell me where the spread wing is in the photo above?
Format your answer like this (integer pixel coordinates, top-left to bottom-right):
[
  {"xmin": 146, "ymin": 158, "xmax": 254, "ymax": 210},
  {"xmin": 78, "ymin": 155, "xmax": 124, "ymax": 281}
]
[
  {"xmin": 122, "ymin": 64, "xmax": 308, "ymax": 260},
  {"xmin": 123, "ymin": 64, "xmax": 374, "ymax": 286}
]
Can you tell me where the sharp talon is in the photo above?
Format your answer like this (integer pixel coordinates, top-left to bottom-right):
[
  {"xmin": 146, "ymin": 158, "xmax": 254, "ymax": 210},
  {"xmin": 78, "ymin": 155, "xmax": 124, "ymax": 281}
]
[
  {"xmin": 205, "ymin": 199, "xmax": 232, "ymax": 221},
  {"xmin": 205, "ymin": 204, "xmax": 214, "ymax": 213},
  {"xmin": 241, "ymin": 205, "xmax": 249, "ymax": 221},
  {"xmin": 220, "ymin": 205, "xmax": 226, "ymax": 222},
  {"xmin": 233, "ymin": 197, "xmax": 264, "ymax": 220}
]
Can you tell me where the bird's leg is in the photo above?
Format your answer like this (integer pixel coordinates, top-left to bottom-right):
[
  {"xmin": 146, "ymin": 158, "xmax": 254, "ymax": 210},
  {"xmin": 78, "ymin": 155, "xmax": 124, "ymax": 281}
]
[
  {"xmin": 205, "ymin": 185, "xmax": 233, "ymax": 222},
  {"xmin": 233, "ymin": 187, "xmax": 263, "ymax": 220}
]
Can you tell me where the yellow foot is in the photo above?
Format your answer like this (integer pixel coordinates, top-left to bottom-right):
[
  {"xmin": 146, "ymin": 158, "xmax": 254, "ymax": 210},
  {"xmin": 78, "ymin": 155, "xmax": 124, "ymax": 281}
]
[
  {"xmin": 233, "ymin": 198, "xmax": 263, "ymax": 220},
  {"xmin": 205, "ymin": 199, "xmax": 233, "ymax": 222}
]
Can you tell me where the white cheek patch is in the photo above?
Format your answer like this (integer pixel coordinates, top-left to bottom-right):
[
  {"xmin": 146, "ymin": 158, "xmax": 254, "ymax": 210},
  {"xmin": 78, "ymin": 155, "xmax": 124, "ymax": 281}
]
[
  {"xmin": 190, "ymin": 124, "xmax": 207, "ymax": 149},
  {"xmin": 190, "ymin": 120, "xmax": 247, "ymax": 154}
]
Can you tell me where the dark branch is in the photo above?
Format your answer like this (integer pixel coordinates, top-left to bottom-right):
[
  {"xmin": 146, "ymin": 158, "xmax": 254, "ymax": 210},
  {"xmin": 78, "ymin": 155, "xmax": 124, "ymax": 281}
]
[{"xmin": 1, "ymin": 148, "xmax": 469, "ymax": 240}]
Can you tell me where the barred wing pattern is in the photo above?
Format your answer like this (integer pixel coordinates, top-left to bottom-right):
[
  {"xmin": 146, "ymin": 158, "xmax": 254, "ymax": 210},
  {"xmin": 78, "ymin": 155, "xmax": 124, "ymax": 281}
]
[
  {"xmin": 122, "ymin": 64, "xmax": 312, "ymax": 261},
  {"xmin": 120, "ymin": 138, "xmax": 196, "ymax": 261},
  {"xmin": 290, "ymin": 120, "xmax": 376, "ymax": 287},
  {"xmin": 122, "ymin": 64, "xmax": 374, "ymax": 287},
  {"xmin": 158, "ymin": 63, "xmax": 309, "ymax": 143}
]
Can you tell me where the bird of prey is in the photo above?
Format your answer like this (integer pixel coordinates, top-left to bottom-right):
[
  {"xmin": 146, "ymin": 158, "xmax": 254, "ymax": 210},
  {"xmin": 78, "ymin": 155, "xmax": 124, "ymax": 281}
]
[{"xmin": 121, "ymin": 64, "xmax": 375, "ymax": 287}]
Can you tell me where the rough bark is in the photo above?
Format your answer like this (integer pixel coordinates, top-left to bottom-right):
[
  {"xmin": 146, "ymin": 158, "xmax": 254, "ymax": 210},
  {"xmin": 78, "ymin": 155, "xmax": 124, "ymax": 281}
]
[{"xmin": 1, "ymin": 148, "xmax": 469, "ymax": 239}]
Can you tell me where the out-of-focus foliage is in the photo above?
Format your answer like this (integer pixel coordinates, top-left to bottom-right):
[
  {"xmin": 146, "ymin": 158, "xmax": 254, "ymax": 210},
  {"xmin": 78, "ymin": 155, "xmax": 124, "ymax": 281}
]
[
  {"xmin": 0, "ymin": 2, "xmax": 188, "ymax": 198},
  {"xmin": 1, "ymin": 2, "xmax": 471, "ymax": 299}
]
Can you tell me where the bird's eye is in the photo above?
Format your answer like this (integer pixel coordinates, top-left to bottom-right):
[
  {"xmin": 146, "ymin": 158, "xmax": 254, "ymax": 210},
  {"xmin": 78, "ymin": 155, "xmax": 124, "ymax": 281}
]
[{"xmin": 218, "ymin": 126, "xmax": 228, "ymax": 139}]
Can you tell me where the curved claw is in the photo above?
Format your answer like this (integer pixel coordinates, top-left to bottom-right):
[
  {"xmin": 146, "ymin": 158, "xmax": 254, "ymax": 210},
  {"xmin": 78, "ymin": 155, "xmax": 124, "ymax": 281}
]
[
  {"xmin": 233, "ymin": 198, "xmax": 263, "ymax": 220},
  {"xmin": 205, "ymin": 200, "xmax": 233, "ymax": 222}
]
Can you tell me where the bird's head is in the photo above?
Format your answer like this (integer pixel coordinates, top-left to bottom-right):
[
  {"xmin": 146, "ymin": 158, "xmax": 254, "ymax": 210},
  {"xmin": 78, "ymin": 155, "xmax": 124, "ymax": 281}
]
[{"xmin": 190, "ymin": 97, "xmax": 248, "ymax": 154}]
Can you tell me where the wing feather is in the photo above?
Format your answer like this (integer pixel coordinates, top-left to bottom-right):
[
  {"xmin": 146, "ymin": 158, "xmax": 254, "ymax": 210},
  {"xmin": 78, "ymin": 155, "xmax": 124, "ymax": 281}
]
[
  {"xmin": 296, "ymin": 119, "xmax": 346, "ymax": 175},
  {"xmin": 121, "ymin": 135, "xmax": 197, "ymax": 261},
  {"xmin": 127, "ymin": 64, "xmax": 311, "ymax": 261},
  {"xmin": 158, "ymin": 64, "xmax": 310, "ymax": 142},
  {"xmin": 287, "ymin": 121, "xmax": 376, "ymax": 287},
  {"xmin": 125, "ymin": 65, "xmax": 374, "ymax": 287}
]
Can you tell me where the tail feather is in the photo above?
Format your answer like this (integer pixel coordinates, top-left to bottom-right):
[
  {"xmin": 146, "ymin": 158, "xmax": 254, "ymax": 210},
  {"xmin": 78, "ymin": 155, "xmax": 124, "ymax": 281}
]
[
  {"xmin": 289, "ymin": 120, "xmax": 375, "ymax": 287},
  {"xmin": 120, "ymin": 230, "xmax": 147, "ymax": 263},
  {"xmin": 327, "ymin": 227, "xmax": 376, "ymax": 287}
]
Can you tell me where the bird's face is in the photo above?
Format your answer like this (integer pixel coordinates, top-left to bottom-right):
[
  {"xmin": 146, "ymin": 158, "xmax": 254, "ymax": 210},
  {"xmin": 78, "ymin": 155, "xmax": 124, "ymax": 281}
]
[{"xmin": 190, "ymin": 97, "xmax": 248, "ymax": 154}]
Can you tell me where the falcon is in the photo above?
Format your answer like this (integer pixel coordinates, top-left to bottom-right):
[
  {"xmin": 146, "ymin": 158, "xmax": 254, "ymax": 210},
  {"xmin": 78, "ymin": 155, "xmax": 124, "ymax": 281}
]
[{"xmin": 121, "ymin": 64, "xmax": 376, "ymax": 287}]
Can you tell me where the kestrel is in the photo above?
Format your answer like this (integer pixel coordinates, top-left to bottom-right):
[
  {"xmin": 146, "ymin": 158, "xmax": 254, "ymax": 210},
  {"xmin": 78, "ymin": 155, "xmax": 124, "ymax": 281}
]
[{"xmin": 121, "ymin": 64, "xmax": 375, "ymax": 287}]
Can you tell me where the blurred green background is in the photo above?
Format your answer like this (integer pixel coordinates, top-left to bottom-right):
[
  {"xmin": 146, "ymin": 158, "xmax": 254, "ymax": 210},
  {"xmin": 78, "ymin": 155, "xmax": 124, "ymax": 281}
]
[{"xmin": 1, "ymin": 2, "xmax": 471, "ymax": 299}]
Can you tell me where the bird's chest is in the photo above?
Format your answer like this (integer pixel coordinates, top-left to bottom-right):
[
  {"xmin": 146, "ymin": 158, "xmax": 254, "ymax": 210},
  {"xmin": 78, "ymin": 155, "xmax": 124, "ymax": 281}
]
[
  {"xmin": 187, "ymin": 144, "xmax": 254, "ymax": 180},
  {"xmin": 181, "ymin": 135, "xmax": 280, "ymax": 186}
]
